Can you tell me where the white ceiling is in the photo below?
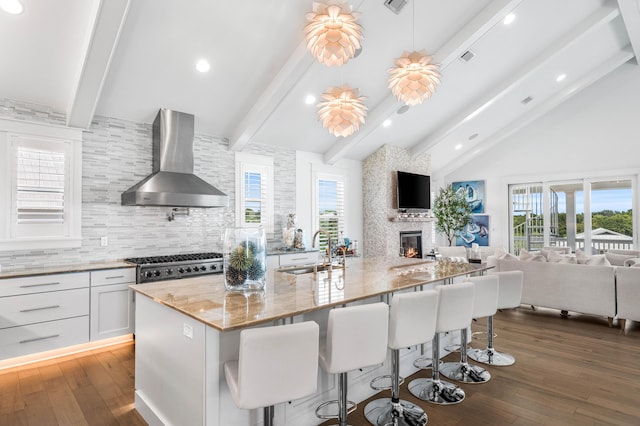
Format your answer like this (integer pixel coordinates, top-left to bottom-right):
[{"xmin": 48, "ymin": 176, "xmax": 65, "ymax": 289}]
[{"xmin": 1, "ymin": 0, "xmax": 639, "ymax": 175}]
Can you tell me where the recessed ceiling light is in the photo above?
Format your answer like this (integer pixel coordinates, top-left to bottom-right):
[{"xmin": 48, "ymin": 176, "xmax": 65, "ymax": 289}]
[
  {"xmin": 382, "ymin": 119, "xmax": 392, "ymax": 127},
  {"xmin": 397, "ymin": 105, "xmax": 410, "ymax": 114},
  {"xmin": 454, "ymin": 144, "xmax": 462, "ymax": 150},
  {"xmin": 556, "ymin": 74, "xmax": 566, "ymax": 82},
  {"xmin": 196, "ymin": 59, "xmax": 210, "ymax": 73},
  {"xmin": 0, "ymin": 0, "xmax": 24, "ymax": 14},
  {"xmin": 305, "ymin": 94, "xmax": 316, "ymax": 105},
  {"xmin": 468, "ymin": 133, "xmax": 478, "ymax": 140},
  {"xmin": 503, "ymin": 13, "xmax": 516, "ymax": 25}
]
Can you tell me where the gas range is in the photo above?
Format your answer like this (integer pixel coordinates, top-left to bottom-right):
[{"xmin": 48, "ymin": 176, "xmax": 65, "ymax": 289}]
[{"xmin": 125, "ymin": 252, "xmax": 223, "ymax": 283}]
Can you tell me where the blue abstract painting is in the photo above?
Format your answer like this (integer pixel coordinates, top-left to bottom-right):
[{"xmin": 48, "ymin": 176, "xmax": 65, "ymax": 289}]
[
  {"xmin": 456, "ymin": 214, "xmax": 489, "ymax": 247},
  {"xmin": 452, "ymin": 180, "xmax": 485, "ymax": 213}
]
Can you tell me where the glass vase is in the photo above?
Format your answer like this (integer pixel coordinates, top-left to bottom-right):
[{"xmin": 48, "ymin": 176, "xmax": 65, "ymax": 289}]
[{"xmin": 223, "ymin": 226, "xmax": 266, "ymax": 292}]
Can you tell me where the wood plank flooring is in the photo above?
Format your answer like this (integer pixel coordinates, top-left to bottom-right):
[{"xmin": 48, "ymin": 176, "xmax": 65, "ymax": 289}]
[{"xmin": 0, "ymin": 306, "xmax": 638, "ymax": 425}]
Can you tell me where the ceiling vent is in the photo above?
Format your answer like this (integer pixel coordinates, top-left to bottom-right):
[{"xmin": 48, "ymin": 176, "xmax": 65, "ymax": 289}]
[
  {"xmin": 460, "ymin": 50, "xmax": 475, "ymax": 63},
  {"xmin": 521, "ymin": 96, "xmax": 534, "ymax": 105},
  {"xmin": 384, "ymin": 0, "xmax": 408, "ymax": 14}
]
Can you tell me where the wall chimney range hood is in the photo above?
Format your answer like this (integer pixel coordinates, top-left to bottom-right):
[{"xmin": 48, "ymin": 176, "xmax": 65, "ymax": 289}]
[{"xmin": 121, "ymin": 109, "xmax": 229, "ymax": 208}]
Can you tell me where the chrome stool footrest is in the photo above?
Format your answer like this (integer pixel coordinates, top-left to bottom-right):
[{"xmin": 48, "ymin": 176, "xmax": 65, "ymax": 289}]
[
  {"xmin": 364, "ymin": 398, "xmax": 427, "ymax": 426},
  {"xmin": 467, "ymin": 347, "xmax": 515, "ymax": 366},
  {"xmin": 369, "ymin": 374, "xmax": 404, "ymax": 391},
  {"xmin": 413, "ymin": 356, "xmax": 440, "ymax": 370},
  {"xmin": 315, "ymin": 399, "xmax": 357, "ymax": 420}
]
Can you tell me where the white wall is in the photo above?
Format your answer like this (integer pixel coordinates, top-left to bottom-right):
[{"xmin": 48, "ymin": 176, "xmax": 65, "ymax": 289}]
[
  {"xmin": 443, "ymin": 62, "xmax": 640, "ymax": 249},
  {"xmin": 295, "ymin": 151, "xmax": 363, "ymax": 250}
]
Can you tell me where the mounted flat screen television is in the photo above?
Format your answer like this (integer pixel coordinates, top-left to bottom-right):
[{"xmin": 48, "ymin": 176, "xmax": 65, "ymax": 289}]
[{"xmin": 397, "ymin": 171, "xmax": 431, "ymax": 210}]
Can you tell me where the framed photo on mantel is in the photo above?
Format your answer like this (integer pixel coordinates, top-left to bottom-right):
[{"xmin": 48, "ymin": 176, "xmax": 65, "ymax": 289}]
[{"xmin": 452, "ymin": 180, "xmax": 485, "ymax": 213}]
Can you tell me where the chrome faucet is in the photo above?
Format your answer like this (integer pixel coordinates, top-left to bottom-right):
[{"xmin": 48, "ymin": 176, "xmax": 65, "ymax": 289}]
[{"xmin": 312, "ymin": 229, "xmax": 333, "ymax": 270}]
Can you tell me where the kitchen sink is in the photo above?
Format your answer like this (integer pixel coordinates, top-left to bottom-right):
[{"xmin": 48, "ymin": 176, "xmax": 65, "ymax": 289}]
[{"xmin": 277, "ymin": 264, "xmax": 344, "ymax": 275}]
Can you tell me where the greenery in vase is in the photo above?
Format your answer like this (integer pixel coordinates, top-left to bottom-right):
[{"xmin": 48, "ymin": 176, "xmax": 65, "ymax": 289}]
[
  {"xmin": 226, "ymin": 240, "xmax": 265, "ymax": 287},
  {"xmin": 433, "ymin": 184, "xmax": 473, "ymax": 246}
]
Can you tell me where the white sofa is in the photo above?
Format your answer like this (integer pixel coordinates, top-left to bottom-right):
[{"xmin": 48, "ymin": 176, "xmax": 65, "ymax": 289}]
[
  {"xmin": 489, "ymin": 257, "xmax": 617, "ymax": 324},
  {"xmin": 615, "ymin": 266, "xmax": 640, "ymax": 331},
  {"xmin": 436, "ymin": 246, "xmax": 500, "ymax": 263}
]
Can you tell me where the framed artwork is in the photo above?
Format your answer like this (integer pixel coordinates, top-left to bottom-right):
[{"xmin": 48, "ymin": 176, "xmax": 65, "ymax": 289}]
[
  {"xmin": 456, "ymin": 214, "xmax": 489, "ymax": 247},
  {"xmin": 452, "ymin": 180, "xmax": 485, "ymax": 213}
]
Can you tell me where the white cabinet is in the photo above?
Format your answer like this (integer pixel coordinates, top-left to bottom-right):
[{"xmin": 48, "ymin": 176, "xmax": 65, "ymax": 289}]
[
  {"xmin": 90, "ymin": 268, "xmax": 135, "ymax": 340},
  {"xmin": 0, "ymin": 272, "xmax": 90, "ymax": 360}
]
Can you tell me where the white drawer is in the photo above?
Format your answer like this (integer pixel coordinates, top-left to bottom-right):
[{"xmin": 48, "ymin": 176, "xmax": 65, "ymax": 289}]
[
  {"xmin": 0, "ymin": 272, "xmax": 90, "ymax": 298},
  {"xmin": 0, "ymin": 316, "xmax": 89, "ymax": 360},
  {"xmin": 279, "ymin": 252, "xmax": 320, "ymax": 267},
  {"xmin": 0, "ymin": 288, "xmax": 89, "ymax": 329},
  {"xmin": 91, "ymin": 268, "xmax": 136, "ymax": 286}
]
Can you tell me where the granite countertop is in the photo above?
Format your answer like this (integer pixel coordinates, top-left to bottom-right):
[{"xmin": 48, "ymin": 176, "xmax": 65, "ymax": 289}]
[
  {"xmin": 0, "ymin": 261, "xmax": 135, "ymax": 279},
  {"xmin": 131, "ymin": 257, "xmax": 488, "ymax": 332}
]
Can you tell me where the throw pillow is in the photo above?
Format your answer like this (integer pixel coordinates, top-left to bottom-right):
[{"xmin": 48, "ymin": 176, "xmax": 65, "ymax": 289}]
[
  {"xmin": 605, "ymin": 252, "xmax": 637, "ymax": 267},
  {"xmin": 519, "ymin": 249, "xmax": 546, "ymax": 262},
  {"xmin": 494, "ymin": 248, "xmax": 518, "ymax": 260},
  {"xmin": 583, "ymin": 254, "xmax": 611, "ymax": 266},
  {"xmin": 547, "ymin": 250, "xmax": 577, "ymax": 264}
]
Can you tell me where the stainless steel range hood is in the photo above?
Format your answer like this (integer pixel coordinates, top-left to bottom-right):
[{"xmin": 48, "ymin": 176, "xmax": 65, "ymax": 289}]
[{"xmin": 121, "ymin": 109, "xmax": 229, "ymax": 208}]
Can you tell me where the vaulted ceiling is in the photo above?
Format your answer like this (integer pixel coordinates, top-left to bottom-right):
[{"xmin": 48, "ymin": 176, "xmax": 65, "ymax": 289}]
[{"xmin": 1, "ymin": 0, "xmax": 638, "ymax": 175}]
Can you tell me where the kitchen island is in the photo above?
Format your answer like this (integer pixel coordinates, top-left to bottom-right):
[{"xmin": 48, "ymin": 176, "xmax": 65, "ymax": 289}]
[{"xmin": 131, "ymin": 257, "xmax": 488, "ymax": 426}]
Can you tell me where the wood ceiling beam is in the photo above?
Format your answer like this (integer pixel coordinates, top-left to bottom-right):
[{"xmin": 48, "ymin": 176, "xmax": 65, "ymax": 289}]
[
  {"xmin": 617, "ymin": 0, "xmax": 640, "ymax": 63},
  {"xmin": 410, "ymin": 1, "xmax": 621, "ymax": 159},
  {"xmin": 322, "ymin": 0, "xmax": 525, "ymax": 165},
  {"xmin": 66, "ymin": 0, "xmax": 130, "ymax": 129}
]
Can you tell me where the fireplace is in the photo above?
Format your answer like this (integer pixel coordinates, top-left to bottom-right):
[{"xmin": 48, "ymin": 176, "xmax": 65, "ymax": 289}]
[{"xmin": 399, "ymin": 231, "xmax": 422, "ymax": 258}]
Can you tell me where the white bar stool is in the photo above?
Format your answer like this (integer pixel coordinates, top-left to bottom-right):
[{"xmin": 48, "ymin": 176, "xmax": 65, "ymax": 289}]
[
  {"xmin": 439, "ymin": 276, "xmax": 496, "ymax": 384},
  {"xmin": 364, "ymin": 289, "xmax": 439, "ymax": 426},
  {"xmin": 408, "ymin": 281, "xmax": 474, "ymax": 405},
  {"xmin": 468, "ymin": 270, "xmax": 523, "ymax": 366},
  {"xmin": 316, "ymin": 302, "xmax": 389, "ymax": 426},
  {"xmin": 224, "ymin": 321, "xmax": 319, "ymax": 426}
]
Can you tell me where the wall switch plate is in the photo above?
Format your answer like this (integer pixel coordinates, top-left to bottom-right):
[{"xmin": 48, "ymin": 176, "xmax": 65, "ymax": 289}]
[
  {"xmin": 100, "ymin": 236, "xmax": 108, "ymax": 247},
  {"xmin": 183, "ymin": 323, "xmax": 193, "ymax": 339}
]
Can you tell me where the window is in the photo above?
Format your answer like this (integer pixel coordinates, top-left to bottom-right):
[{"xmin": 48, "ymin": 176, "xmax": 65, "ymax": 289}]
[
  {"xmin": 0, "ymin": 119, "xmax": 82, "ymax": 250},
  {"xmin": 235, "ymin": 153, "xmax": 274, "ymax": 232},
  {"xmin": 313, "ymin": 172, "xmax": 345, "ymax": 251}
]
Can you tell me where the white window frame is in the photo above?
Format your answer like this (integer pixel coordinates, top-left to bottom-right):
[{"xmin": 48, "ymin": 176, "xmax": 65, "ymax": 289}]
[
  {"xmin": 311, "ymin": 170, "xmax": 345, "ymax": 250},
  {"xmin": 235, "ymin": 152, "xmax": 274, "ymax": 233},
  {"xmin": 0, "ymin": 118, "xmax": 82, "ymax": 251}
]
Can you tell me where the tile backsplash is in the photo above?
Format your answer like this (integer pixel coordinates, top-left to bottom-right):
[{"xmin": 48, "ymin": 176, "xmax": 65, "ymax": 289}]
[{"xmin": 0, "ymin": 99, "xmax": 295, "ymax": 271}]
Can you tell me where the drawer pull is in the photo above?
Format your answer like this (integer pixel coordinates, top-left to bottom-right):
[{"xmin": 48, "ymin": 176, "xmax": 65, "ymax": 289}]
[
  {"xmin": 19, "ymin": 305, "xmax": 61, "ymax": 313},
  {"xmin": 19, "ymin": 334, "xmax": 60, "ymax": 344},
  {"xmin": 20, "ymin": 282, "xmax": 61, "ymax": 288},
  {"xmin": 290, "ymin": 257, "xmax": 308, "ymax": 261},
  {"xmin": 104, "ymin": 275, "xmax": 125, "ymax": 280}
]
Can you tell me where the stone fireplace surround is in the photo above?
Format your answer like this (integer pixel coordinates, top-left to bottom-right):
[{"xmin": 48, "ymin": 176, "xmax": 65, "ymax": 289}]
[{"xmin": 363, "ymin": 145, "xmax": 433, "ymax": 258}]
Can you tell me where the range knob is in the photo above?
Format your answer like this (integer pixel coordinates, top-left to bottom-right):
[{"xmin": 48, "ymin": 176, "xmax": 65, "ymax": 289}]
[
  {"xmin": 144, "ymin": 271, "xmax": 153, "ymax": 278},
  {"xmin": 166, "ymin": 268, "xmax": 173, "ymax": 275},
  {"xmin": 211, "ymin": 264, "xmax": 217, "ymax": 271},
  {"xmin": 200, "ymin": 266, "xmax": 207, "ymax": 271},
  {"xmin": 178, "ymin": 267, "xmax": 185, "ymax": 274},
  {"xmin": 153, "ymin": 270, "xmax": 161, "ymax": 277},
  {"xmin": 186, "ymin": 267, "xmax": 192, "ymax": 273}
]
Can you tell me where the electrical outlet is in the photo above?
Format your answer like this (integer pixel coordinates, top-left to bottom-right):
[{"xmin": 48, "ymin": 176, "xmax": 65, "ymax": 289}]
[
  {"xmin": 100, "ymin": 236, "xmax": 108, "ymax": 247},
  {"xmin": 183, "ymin": 323, "xmax": 193, "ymax": 339}
]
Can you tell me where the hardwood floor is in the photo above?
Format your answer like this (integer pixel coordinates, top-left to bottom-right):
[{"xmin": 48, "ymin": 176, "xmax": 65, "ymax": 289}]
[{"xmin": 0, "ymin": 307, "xmax": 638, "ymax": 425}]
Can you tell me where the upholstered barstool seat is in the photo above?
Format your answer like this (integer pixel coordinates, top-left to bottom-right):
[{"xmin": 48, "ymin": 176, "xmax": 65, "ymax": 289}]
[
  {"xmin": 408, "ymin": 281, "xmax": 474, "ymax": 405},
  {"xmin": 468, "ymin": 270, "xmax": 523, "ymax": 366},
  {"xmin": 440, "ymin": 275, "xmax": 496, "ymax": 384},
  {"xmin": 364, "ymin": 289, "xmax": 439, "ymax": 426},
  {"xmin": 224, "ymin": 321, "xmax": 319, "ymax": 426},
  {"xmin": 316, "ymin": 302, "xmax": 389, "ymax": 426}
]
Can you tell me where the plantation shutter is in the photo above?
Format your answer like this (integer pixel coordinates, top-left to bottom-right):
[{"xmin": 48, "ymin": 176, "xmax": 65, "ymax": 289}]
[{"xmin": 317, "ymin": 176, "xmax": 345, "ymax": 251}]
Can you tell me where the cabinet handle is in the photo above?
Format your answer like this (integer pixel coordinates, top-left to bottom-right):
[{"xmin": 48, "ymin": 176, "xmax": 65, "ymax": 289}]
[
  {"xmin": 290, "ymin": 257, "xmax": 307, "ymax": 261},
  {"xmin": 20, "ymin": 282, "xmax": 61, "ymax": 288},
  {"xmin": 104, "ymin": 275, "xmax": 124, "ymax": 280},
  {"xmin": 19, "ymin": 334, "xmax": 60, "ymax": 344},
  {"xmin": 19, "ymin": 305, "xmax": 61, "ymax": 313}
]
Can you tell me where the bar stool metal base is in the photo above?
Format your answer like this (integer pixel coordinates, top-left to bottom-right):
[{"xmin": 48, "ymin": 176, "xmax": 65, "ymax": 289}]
[
  {"xmin": 467, "ymin": 347, "xmax": 515, "ymax": 366},
  {"xmin": 408, "ymin": 378, "xmax": 465, "ymax": 405},
  {"xmin": 364, "ymin": 398, "xmax": 427, "ymax": 426},
  {"xmin": 439, "ymin": 361, "xmax": 491, "ymax": 383}
]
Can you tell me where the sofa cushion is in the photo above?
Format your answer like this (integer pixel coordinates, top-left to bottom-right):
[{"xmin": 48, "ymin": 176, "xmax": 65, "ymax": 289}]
[
  {"xmin": 519, "ymin": 249, "xmax": 546, "ymax": 262},
  {"xmin": 494, "ymin": 248, "xmax": 518, "ymax": 260},
  {"xmin": 604, "ymin": 251, "xmax": 637, "ymax": 266},
  {"xmin": 577, "ymin": 253, "xmax": 611, "ymax": 266},
  {"xmin": 547, "ymin": 250, "xmax": 577, "ymax": 264}
]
